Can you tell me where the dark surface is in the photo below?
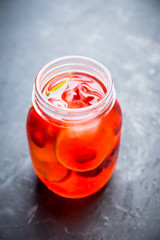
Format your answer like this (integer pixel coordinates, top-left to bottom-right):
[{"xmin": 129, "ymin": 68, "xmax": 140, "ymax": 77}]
[{"xmin": 0, "ymin": 0, "xmax": 160, "ymax": 239}]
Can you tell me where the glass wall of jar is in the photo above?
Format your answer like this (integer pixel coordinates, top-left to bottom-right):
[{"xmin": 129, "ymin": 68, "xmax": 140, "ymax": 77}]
[{"xmin": 26, "ymin": 56, "xmax": 122, "ymax": 199}]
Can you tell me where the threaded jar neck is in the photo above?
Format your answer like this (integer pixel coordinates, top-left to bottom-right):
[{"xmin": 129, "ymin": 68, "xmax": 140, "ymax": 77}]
[{"xmin": 32, "ymin": 56, "xmax": 116, "ymax": 121}]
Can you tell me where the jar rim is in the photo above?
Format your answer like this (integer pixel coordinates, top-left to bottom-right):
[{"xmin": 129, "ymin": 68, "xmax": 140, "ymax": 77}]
[{"xmin": 33, "ymin": 56, "xmax": 115, "ymax": 118}]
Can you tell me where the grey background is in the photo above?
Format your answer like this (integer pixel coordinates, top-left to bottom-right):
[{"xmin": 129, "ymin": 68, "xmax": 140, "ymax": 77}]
[{"xmin": 0, "ymin": 0, "xmax": 160, "ymax": 239}]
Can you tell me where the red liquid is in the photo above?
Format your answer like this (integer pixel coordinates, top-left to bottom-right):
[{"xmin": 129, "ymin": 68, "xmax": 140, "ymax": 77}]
[{"xmin": 26, "ymin": 74, "xmax": 122, "ymax": 198}]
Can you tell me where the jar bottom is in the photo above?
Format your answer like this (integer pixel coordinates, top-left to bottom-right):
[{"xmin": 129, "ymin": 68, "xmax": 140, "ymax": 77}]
[{"xmin": 34, "ymin": 157, "xmax": 118, "ymax": 199}]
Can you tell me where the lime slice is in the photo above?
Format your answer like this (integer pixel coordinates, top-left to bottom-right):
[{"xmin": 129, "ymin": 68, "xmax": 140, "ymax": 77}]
[
  {"xmin": 31, "ymin": 142, "xmax": 71, "ymax": 182},
  {"xmin": 76, "ymin": 141, "xmax": 120, "ymax": 177},
  {"xmin": 36, "ymin": 161, "xmax": 71, "ymax": 182},
  {"xmin": 46, "ymin": 80, "xmax": 67, "ymax": 96},
  {"xmin": 55, "ymin": 122, "xmax": 113, "ymax": 171}
]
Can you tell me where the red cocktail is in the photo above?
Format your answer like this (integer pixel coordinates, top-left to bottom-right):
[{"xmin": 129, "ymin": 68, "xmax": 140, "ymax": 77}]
[{"xmin": 26, "ymin": 56, "xmax": 122, "ymax": 198}]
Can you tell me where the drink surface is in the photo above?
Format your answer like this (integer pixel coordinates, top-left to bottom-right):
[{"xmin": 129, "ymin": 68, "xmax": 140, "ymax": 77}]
[
  {"xmin": 43, "ymin": 74, "xmax": 106, "ymax": 109},
  {"xmin": 27, "ymin": 73, "xmax": 122, "ymax": 198}
]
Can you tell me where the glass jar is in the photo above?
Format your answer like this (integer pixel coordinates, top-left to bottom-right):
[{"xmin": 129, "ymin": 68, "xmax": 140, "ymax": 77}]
[{"xmin": 26, "ymin": 56, "xmax": 122, "ymax": 199}]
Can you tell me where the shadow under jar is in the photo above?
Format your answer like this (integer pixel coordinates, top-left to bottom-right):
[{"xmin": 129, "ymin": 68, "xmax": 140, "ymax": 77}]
[{"xmin": 26, "ymin": 56, "xmax": 122, "ymax": 199}]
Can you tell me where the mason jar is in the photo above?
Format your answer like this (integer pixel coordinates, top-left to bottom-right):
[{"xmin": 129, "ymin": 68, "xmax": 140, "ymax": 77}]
[{"xmin": 26, "ymin": 56, "xmax": 122, "ymax": 198}]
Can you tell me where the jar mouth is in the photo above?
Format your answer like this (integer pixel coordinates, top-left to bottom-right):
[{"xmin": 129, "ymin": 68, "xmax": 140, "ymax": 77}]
[{"xmin": 33, "ymin": 56, "xmax": 115, "ymax": 119}]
